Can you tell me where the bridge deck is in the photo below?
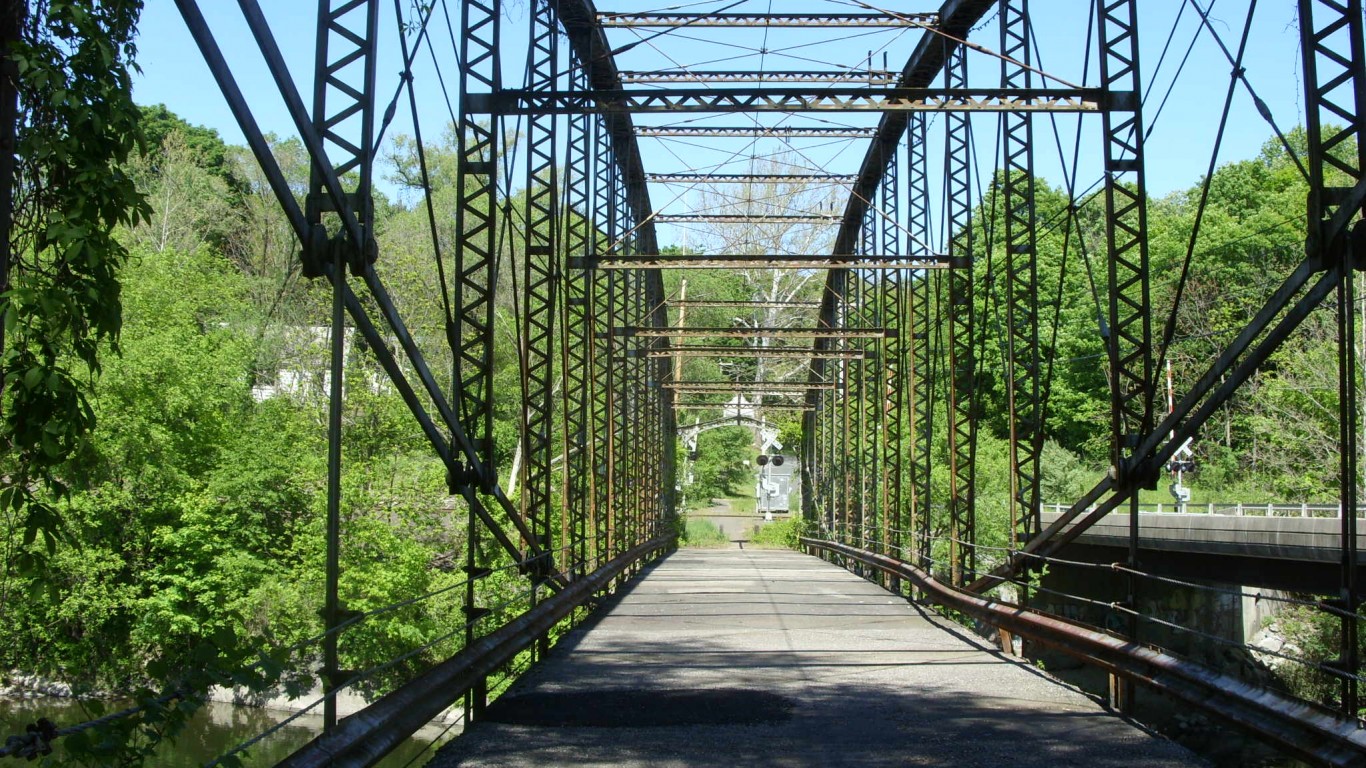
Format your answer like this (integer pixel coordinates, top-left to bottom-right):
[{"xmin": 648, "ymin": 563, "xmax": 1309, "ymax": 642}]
[{"xmin": 429, "ymin": 549, "xmax": 1197, "ymax": 767}]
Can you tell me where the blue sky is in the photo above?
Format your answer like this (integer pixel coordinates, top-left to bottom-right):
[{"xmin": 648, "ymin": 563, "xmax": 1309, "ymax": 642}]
[{"xmin": 133, "ymin": 1, "xmax": 1316, "ymax": 250}]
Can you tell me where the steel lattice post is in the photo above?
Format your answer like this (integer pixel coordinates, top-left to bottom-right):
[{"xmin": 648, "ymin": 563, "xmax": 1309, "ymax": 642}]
[
  {"xmin": 308, "ymin": 0, "xmax": 378, "ymax": 731},
  {"xmin": 1098, "ymin": 0, "xmax": 1150, "ymax": 709},
  {"xmin": 1098, "ymin": 0, "xmax": 1152, "ymax": 487},
  {"xmin": 1298, "ymin": 0, "xmax": 1366, "ymax": 716},
  {"xmin": 944, "ymin": 41, "xmax": 977, "ymax": 586},
  {"xmin": 455, "ymin": 0, "xmax": 501, "ymax": 491},
  {"xmin": 906, "ymin": 113, "xmax": 934, "ymax": 577},
  {"xmin": 1000, "ymin": 0, "xmax": 1043, "ymax": 550},
  {"xmin": 559, "ymin": 62, "xmax": 593, "ymax": 580},
  {"xmin": 522, "ymin": 0, "xmax": 560, "ymax": 584},
  {"xmin": 879, "ymin": 156, "xmax": 903, "ymax": 569},
  {"xmin": 855, "ymin": 223, "xmax": 874, "ymax": 555},
  {"xmin": 590, "ymin": 115, "xmax": 615, "ymax": 562},
  {"xmin": 836, "ymin": 269, "xmax": 853, "ymax": 543}
]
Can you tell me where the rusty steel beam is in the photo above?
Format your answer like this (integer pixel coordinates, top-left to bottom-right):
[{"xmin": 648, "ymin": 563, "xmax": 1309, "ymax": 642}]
[
  {"xmin": 620, "ymin": 70, "xmax": 901, "ymax": 85},
  {"xmin": 646, "ymin": 173, "xmax": 857, "ymax": 184},
  {"xmin": 676, "ymin": 402, "xmax": 815, "ymax": 411},
  {"xmin": 653, "ymin": 214, "xmax": 842, "ymax": 224},
  {"xmin": 664, "ymin": 382, "xmax": 835, "ymax": 392},
  {"xmin": 646, "ymin": 346, "xmax": 864, "ymax": 360},
  {"xmin": 801, "ymin": 538, "xmax": 1366, "ymax": 767},
  {"xmin": 636, "ymin": 126, "xmax": 877, "ymax": 138},
  {"xmin": 668, "ymin": 299, "xmax": 822, "ymax": 309},
  {"xmin": 597, "ymin": 12, "xmax": 938, "ymax": 27},
  {"xmin": 475, "ymin": 88, "xmax": 1108, "ymax": 115},
  {"xmin": 625, "ymin": 327, "xmax": 888, "ymax": 339},
  {"xmin": 580, "ymin": 254, "xmax": 956, "ymax": 270}
]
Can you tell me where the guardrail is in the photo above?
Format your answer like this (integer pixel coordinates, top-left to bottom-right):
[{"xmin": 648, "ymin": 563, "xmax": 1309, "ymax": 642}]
[
  {"xmin": 1042, "ymin": 502, "xmax": 1366, "ymax": 518},
  {"xmin": 277, "ymin": 535, "xmax": 674, "ymax": 768},
  {"xmin": 800, "ymin": 537, "xmax": 1366, "ymax": 768}
]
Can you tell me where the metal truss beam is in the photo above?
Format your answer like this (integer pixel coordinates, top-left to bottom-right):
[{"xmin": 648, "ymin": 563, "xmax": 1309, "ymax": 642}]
[
  {"xmin": 653, "ymin": 214, "xmax": 841, "ymax": 224},
  {"xmin": 646, "ymin": 346, "xmax": 863, "ymax": 360},
  {"xmin": 307, "ymin": 0, "xmax": 379, "ymax": 731},
  {"xmin": 1299, "ymin": 0, "xmax": 1366, "ymax": 717},
  {"xmin": 944, "ymin": 41, "xmax": 977, "ymax": 587},
  {"xmin": 626, "ymin": 327, "xmax": 888, "ymax": 339},
  {"xmin": 176, "ymin": 0, "xmax": 552, "ymax": 585},
  {"xmin": 664, "ymin": 382, "xmax": 835, "ymax": 393},
  {"xmin": 676, "ymin": 403, "xmax": 815, "ymax": 412},
  {"xmin": 907, "ymin": 112, "xmax": 935, "ymax": 573},
  {"xmin": 668, "ymin": 300, "xmax": 821, "ymax": 309},
  {"xmin": 476, "ymin": 88, "xmax": 1108, "ymax": 115},
  {"xmin": 1099, "ymin": 0, "xmax": 1153, "ymax": 490},
  {"xmin": 454, "ymin": 0, "xmax": 500, "ymax": 488},
  {"xmin": 580, "ymin": 254, "xmax": 955, "ymax": 270},
  {"xmin": 620, "ymin": 70, "xmax": 900, "ymax": 85},
  {"xmin": 636, "ymin": 126, "xmax": 877, "ymax": 138},
  {"xmin": 597, "ymin": 12, "xmax": 938, "ymax": 27},
  {"xmin": 1000, "ymin": 0, "xmax": 1044, "ymax": 551},
  {"xmin": 646, "ymin": 173, "xmax": 856, "ymax": 184},
  {"xmin": 520, "ymin": 0, "xmax": 559, "ymax": 583}
]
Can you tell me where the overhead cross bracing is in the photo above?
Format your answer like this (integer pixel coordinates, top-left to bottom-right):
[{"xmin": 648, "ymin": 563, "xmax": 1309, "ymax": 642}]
[
  {"xmin": 149, "ymin": 1, "xmax": 1366, "ymax": 765},
  {"xmin": 647, "ymin": 347, "xmax": 867, "ymax": 360},
  {"xmin": 646, "ymin": 173, "xmax": 857, "ymax": 183},
  {"xmin": 620, "ymin": 70, "xmax": 904, "ymax": 85},
  {"xmin": 585, "ymin": 255, "xmax": 955, "ymax": 269},
  {"xmin": 476, "ymin": 88, "xmax": 1108, "ymax": 114},
  {"xmin": 635, "ymin": 126, "xmax": 878, "ymax": 138},
  {"xmin": 596, "ymin": 12, "xmax": 940, "ymax": 27}
]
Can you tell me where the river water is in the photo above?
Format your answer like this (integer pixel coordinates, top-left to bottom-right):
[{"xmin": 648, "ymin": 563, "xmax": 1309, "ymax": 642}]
[{"xmin": 0, "ymin": 696, "xmax": 453, "ymax": 766}]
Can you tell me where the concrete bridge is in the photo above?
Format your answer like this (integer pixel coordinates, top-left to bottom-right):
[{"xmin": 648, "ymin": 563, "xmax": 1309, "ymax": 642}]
[{"xmin": 1040, "ymin": 506, "xmax": 1366, "ymax": 593}]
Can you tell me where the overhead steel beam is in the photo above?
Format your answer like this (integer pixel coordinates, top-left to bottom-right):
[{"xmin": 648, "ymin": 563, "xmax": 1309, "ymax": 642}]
[
  {"xmin": 636, "ymin": 125, "xmax": 877, "ymax": 138},
  {"xmin": 653, "ymin": 214, "xmax": 841, "ymax": 223},
  {"xmin": 597, "ymin": 12, "xmax": 939, "ymax": 27},
  {"xmin": 668, "ymin": 300, "xmax": 821, "ymax": 309},
  {"xmin": 664, "ymin": 382, "xmax": 836, "ymax": 393},
  {"xmin": 646, "ymin": 173, "xmax": 857, "ymax": 184},
  {"xmin": 475, "ymin": 88, "xmax": 1108, "ymax": 115},
  {"xmin": 620, "ymin": 70, "xmax": 901, "ymax": 85},
  {"xmin": 579, "ymin": 254, "xmax": 956, "ymax": 270},
  {"xmin": 831, "ymin": 0, "xmax": 996, "ymax": 254},
  {"xmin": 1000, "ymin": 0, "xmax": 1044, "ymax": 553},
  {"xmin": 676, "ymin": 403, "xmax": 815, "ymax": 411},
  {"xmin": 625, "ymin": 327, "xmax": 888, "ymax": 339},
  {"xmin": 646, "ymin": 346, "xmax": 864, "ymax": 360}
]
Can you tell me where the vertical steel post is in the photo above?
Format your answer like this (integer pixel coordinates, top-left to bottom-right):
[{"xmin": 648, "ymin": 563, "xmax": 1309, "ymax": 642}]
[
  {"xmin": 455, "ymin": 0, "xmax": 501, "ymax": 490},
  {"xmin": 308, "ymin": 0, "xmax": 378, "ymax": 731},
  {"xmin": 944, "ymin": 40, "xmax": 977, "ymax": 586},
  {"xmin": 906, "ymin": 113, "xmax": 934, "ymax": 583},
  {"xmin": 1000, "ymin": 0, "xmax": 1043, "ymax": 551},
  {"xmin": 1298, "ymin": 0, "xmax": 1366, "ymax": 715},
  {"xmin": 1098, "ymin": 0, "xmax": 1150, "ymax": 711},
  {"xmin": 560, "ymin": 61, "xmax": 593, "ymax": 579},
  {"xmin": 523, "ymin": 0, "xmax": 560, "ymax": 587}
]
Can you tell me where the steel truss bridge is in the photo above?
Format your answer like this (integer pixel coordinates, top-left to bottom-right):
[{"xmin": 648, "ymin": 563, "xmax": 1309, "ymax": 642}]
[{"xmin": 155, "ymin": 0, "xmax": 1366, "ymax": 765}]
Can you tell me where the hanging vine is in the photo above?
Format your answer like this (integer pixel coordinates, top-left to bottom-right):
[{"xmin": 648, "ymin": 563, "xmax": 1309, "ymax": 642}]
[{"xmin": 1, "ymin": 0, "xmax": 148, "ymax": 569}]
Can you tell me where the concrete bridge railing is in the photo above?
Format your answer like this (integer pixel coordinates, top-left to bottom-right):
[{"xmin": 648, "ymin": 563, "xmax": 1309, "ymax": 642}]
[{"xmin": 1042, "ymin": 502, "xmax": 1365, "ymax": 518}]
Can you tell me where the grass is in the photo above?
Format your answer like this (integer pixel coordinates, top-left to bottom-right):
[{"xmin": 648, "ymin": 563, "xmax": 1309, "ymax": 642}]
[
  {"xmin": 681, "ymin": 517, "xmax": 730, "ymax": 548},
  {"xmin": 749, "ymin": 517, "xmax": 805, "ymax": 550},
  {"xmin": 727, "ymin": 495, "xmax": 757, "ymax": 514}
]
